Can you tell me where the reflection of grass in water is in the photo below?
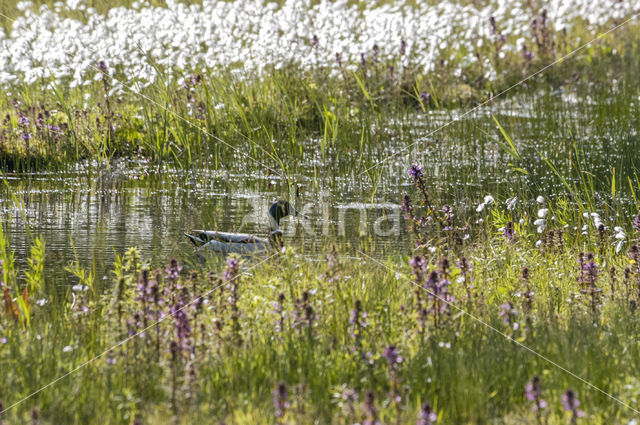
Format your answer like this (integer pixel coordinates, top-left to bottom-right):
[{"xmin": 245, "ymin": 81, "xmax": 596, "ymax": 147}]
[{"xmin": 2, "ymin": 193, "xmax": 640, "ymax": 422}]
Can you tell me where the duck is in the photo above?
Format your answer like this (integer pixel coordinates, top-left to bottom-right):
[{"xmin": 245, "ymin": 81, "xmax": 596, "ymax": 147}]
[{"xmin": 184, "ymin": 200, "xmax": 297, "ymax": 254}]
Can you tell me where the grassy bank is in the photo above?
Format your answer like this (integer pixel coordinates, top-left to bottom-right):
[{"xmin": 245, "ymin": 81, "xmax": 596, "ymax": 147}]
[{"xmin": 2, "ymin": 182, "xmax": 640, "ymax": 423}]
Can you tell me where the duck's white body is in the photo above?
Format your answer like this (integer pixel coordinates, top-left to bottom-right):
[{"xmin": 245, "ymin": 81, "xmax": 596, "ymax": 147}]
[
  {"xmin": 185, "ymin": 230, "xmax": 272, "ymax": 254},
  {"xmin": 185, "ymin": 200, "xmax": 295, "ymax": 255}
]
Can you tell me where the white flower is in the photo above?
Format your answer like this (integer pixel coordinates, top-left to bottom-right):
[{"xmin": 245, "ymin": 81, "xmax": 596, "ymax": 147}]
[
  {"xmin": 505, "ymin": 197, "xmax": 517, "ymax": 210},
  {"xmin": 533, "ymin": 218, "xmax": 546, "ymax": 233},
  {"xmin": 477, "ymin": 195, "xmax": 494, "ymax": 212},
  {"xmin": 537, "ymin": 208, "xmax": 548, "ymax": 218},
  {"xmin": 536, "ymin": 196, "xmax": 545, "ymax": 204},
  {"xmin": 62, "ymin": 345, "xmax": 74, "ymax": 352},
  {"xmin": 72, "ymin": 284, "xmax": 89, "ymax": 292},
  {"xmin": 16, "ymin": 1, "xmax": 33, "ymax": 11}
]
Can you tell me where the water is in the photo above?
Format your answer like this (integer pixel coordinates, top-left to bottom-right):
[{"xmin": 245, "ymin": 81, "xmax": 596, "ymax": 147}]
[
  {"xmin": 0, "ymin": 162, "xmax": 413, "ymax": 284},
  {"xmin": 2, "ymin": 97, "xmax": 639, "ymax": 284}
]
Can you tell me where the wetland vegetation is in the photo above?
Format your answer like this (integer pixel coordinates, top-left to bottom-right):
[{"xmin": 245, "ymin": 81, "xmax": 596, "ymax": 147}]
[{"xmin": 1, "ymin": 0, "xmax": 640, "ymax": 424}]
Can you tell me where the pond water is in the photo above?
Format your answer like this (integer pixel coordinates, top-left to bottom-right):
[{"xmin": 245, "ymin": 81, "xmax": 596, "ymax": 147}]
[
  {"xmin": 2, "ymin": 97, "xmax": 638, "ymax": 285},
  {"xmin": 0, "ymin": 162, "xmax": 415, "ymax": 284}
]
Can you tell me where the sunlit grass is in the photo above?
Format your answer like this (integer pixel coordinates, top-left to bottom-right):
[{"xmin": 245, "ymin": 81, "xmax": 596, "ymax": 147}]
[
  {"xmin": 1, "ymin": 1, "xmax": 640, "ymax": 424},
  {"xmin": 2, "ymin": 188, "xmax": 640, "ymax": 423}
]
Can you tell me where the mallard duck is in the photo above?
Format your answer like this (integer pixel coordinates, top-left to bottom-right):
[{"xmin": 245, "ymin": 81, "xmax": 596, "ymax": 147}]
[{"xmin": 185, "ymin": 200, "xmax": 295, "ymax": 254}]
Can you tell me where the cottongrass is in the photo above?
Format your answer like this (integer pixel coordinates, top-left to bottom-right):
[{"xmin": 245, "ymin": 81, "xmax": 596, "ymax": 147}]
[{"xmin": 0, "ymin": 0, "xmax": 635, "ymax": 88}]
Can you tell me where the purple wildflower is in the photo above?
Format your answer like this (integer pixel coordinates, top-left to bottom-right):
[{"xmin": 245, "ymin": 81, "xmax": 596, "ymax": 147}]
[
  {"xmin": 499, "ymin": 302, "xmax": 519, "ymax": 330},
  {"xmin": 363, "ymin": 391, "xmax": 380, "ymax": 425},
  {"xmin": 502, "ymin": 221, "xmax": 515, "ymax": 241},
  {"xmin": 224, "ymin": 258, "xmax": 240, "ymax": 281},
  {"xmin": 360, "ymin": 52, "xmax": 367, "ymax": 67},
  {"xmin": 525, "ymin": 375, "xmax": 547, "ymax": 412},
  {"xmin": 341, "ymin": 388, "xmax": 358, "ymax": 420},
  {"xmin": 223, "ymin": 257, "xmax": 240, "ymax": 282},
  {"xmin": 372, "ymin": 44, "xmax": 379, "ymax": 63},
  {"xmin": 634, "ymin": 213, "xmax": 640, "ymax": 231},
  {"xmin": 441, "ymin": 205, "xmax": 454, "ymax": 231},
  {"xmin": 417, "ymin": 402, "xmax": 438, "ymax": 425},
  {"xmin": 382, "ymin": 345, "xmax": 403, "ymax": 368},
  {"xmin": 170, "ymin": 289, "xmax": 192, "ymax": 357},
  {"xmin": 561, "ymin": 389, "xmax": 584, "ymax": 423},
  {"xmin": 409, "ymin": 164, "xmax": 423, "ymax": 180},
  {"xmin": 273, "ymin": 381, "xmax": 290, "ymax": 418},
  {"xmin": 425, "ymin": 270, "xmax": 438, "ymax": 290},
  {"xmin": 521, "ymin": 267, "xmax": 534, "ymax": 311},
  {"xmin": 489, "ymin": 16, "xmax": 497, "ymax": 35},
  {"xmin": 165, "ymin": 258, "xmax": 182, "ymax": 281},
  {"xmin": 410, "ymin": 255, "xmax": 426, "ymax": 284},
  {"xmin": 402, "ymin": 193, "xmax": 414, "ymax": 218},
  {"xmin": 97, "ymin": 60, "xmax": 108, "ymax": 76},
  {"xmin": 578, "ymin": 252, "xmax": 601, "ymax": 312},
  {"xmin": 293, "ymin": 291, "xmax": 315, "ymax": 332}
]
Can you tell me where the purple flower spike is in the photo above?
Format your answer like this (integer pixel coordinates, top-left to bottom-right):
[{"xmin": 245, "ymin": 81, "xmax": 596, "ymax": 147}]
[
  {"xmin": 417, "ymin": 402, "xmax": 437, "ymax": 425},
  {"xmin": 502, "ymin": 221, "xmax": 515, "ymax": 241},
  {"xmin": 382, "ymin": 345, "xmax": 403, "ymax": 367},
  {"xmin": 165, "ymin": 258, "xmax": 182, "ymax": 281},
  {"xmin": 561, "ymin": 389, "xmax": 584, "ymax": 423},
  {"xmin": 525, "ymin": 375, "xmax": 547, "ymax": 412},
  {"xmin": 223, "ymin": 257, "xmax": 240, "ymax": 282},
  {"xmin": 409, "ymin": 164, "xmax": 423, "ymax": 180},
  {"xmin": 18, "ymin": 115, "xmax": 29, "ymax": 126},
  {"xmin": 273, "ymin": 381, "xmax": 290, "ymax": 418}
]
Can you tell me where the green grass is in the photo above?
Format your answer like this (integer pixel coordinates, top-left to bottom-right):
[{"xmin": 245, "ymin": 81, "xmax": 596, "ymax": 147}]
[
  {"xmin": 2, "ymin": 189, "xmax": 640, "ymax": 423},
  {"xmin": 1, "ymin": 1, "xmax": 640, "ymax": 424}
]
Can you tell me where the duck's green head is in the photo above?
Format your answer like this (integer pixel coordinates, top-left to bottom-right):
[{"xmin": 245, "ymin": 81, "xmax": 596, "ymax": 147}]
[{"xmin": 269, "ymin": 200, "xmax": 291, "ymax": 229}]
